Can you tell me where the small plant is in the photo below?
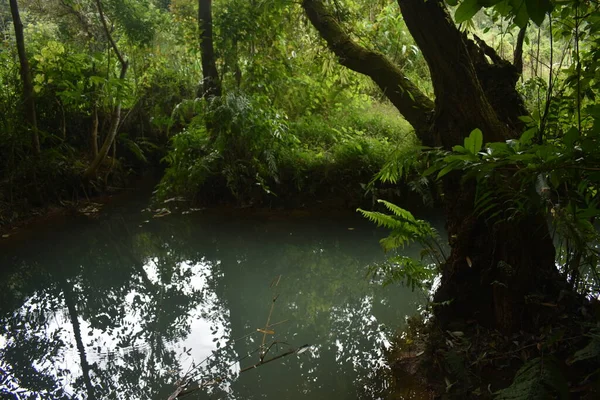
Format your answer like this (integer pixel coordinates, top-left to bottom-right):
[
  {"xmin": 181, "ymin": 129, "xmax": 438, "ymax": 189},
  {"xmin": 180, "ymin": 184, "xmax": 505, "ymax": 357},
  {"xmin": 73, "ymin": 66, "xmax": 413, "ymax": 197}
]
[{"xmin": 358, "ymin": 199, "xmax": 446, "ymax": 290}]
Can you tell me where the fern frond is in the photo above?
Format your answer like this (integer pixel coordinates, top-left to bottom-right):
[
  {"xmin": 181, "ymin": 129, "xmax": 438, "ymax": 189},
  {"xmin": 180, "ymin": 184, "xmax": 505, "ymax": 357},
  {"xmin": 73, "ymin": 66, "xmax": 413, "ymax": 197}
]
[
  {"xmin": 372, "ymin": 145, "xmax": 423, "ymax": 184},
  {"xmin": 378, "ymin": 199, "xmax": 417, "ymax": 220},
  {"xmin": 368, "ymin": 256, "xmax": 434, "ymax": 290},
  {"xmin": 357, "ymin": 209, "xmax": 403, "ymax": 230},
  {"xmin": 380, "ymin": 233, "xmax": 413, "ymax": 252}
]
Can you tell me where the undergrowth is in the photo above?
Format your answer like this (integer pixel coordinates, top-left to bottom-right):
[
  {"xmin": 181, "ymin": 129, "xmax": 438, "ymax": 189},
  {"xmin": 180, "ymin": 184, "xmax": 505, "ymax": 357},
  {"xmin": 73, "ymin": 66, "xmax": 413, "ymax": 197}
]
[{"xmin": 157, "ymin": 92, "xmax": 415, "ymax": 206}]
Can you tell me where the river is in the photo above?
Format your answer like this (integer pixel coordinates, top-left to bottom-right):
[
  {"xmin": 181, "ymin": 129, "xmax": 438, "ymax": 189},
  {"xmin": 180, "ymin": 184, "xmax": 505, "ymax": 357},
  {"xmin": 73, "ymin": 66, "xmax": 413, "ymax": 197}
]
[{"xmin": 0, "ymin": 195, "xmax": 444, "ymax": 399}]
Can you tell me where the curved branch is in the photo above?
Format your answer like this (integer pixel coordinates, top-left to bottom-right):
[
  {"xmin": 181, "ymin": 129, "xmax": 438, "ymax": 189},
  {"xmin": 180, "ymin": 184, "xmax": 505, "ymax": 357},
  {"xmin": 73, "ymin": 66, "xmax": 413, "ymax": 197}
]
[
  {"xmin": 9, "ymin": 0, "xmax": 40, "ymax": 155},
  {"xmin": 301, "ymin": 0, "xmax": 434, "ymax": 137}
]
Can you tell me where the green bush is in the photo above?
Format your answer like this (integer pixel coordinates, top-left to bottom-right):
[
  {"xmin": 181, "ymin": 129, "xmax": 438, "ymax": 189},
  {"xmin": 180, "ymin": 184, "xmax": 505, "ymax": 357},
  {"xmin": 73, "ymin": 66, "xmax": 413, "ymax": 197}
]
[
  {"xmin": 157, "ymin": 92, "xmax": 416, "ymax": 206},
  {"xmin": 158, "ymin": 92, "xmax": 296, "ymax": 203}
]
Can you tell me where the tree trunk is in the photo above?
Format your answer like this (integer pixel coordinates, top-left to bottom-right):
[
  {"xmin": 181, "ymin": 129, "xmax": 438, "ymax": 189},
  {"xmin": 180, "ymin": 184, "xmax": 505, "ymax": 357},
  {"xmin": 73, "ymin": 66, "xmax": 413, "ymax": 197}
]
[
  {"xmin": 198, "ymin": 0, "xmax": 221, "ymax": 98},
  {"xmin": 84, "ymin": 0, "xmax": 128, "ymax": 179},
  {"xmin": 396, "ymin": 0, "xmax": 562, "ymax": 332},
  {"xmin": 303, "ymin": 0, "xmax": 567, "ymax": 333},
  {"xmin": 57, "ymin": 98, "xmax": 66, "ymax": 140},
  {"xmin": 9, "ymin": 0, "xmax": 41, "ymax": 155},
  {"xmin": 59, "ymin": 278, "xmax": 96, "ymax": 399},
  {"xmin": 91, "ymin": 101, "xmax": 99, "ymax": 158}
]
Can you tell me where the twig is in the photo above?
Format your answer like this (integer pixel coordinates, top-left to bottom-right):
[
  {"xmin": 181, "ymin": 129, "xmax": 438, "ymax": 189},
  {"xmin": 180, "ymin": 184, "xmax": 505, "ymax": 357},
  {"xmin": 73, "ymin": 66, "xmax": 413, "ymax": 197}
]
[{"xmin": 240, "ymin": 348, "xmax": 297, "ymax": 373}]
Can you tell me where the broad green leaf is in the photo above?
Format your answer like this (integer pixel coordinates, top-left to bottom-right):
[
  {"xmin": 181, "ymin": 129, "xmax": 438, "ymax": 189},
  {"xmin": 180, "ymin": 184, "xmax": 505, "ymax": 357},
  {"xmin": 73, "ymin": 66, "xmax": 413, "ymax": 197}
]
[
  {"xmin": 564, "ymin": 126, "xmax": 580, "ymax": 147},
  {"xmin": 518, "ymin": 115, "xmax": 534, "ymax": 124},
  {"xmin": 464, "ymin": 128, "xmax": 483, "ymax": 154},
  {"xmin": 486, "ymin": 142, "xmax": 511, "ymax": 155},
  {"xmin": 512, "ymin": 0, "xmax": 530, "ymax": 27},
  {"xmin": 480, "ymin": 0, "xmax": 505, "ymax": 6},
  {"xmin": 423, "ymin": 164, "xmax": 439, "ymax": 177},
  {"xmin": 520, "ymin": 127, "xmax": 537, "ymax": 145},
  {"xmin": 455, "ymin": 0, "xmax": 482, "ymax": 23},
  {"xmin": 525, "ymin": 0, "xmax": 551, "ymax": 26}
]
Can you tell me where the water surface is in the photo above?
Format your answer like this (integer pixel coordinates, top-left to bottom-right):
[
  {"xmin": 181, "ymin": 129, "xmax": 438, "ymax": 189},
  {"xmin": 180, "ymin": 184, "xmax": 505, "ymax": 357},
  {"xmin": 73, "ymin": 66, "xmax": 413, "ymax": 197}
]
[{"xmin": 0, "ymin": 199, "xmax": 440, "ymax": 399}]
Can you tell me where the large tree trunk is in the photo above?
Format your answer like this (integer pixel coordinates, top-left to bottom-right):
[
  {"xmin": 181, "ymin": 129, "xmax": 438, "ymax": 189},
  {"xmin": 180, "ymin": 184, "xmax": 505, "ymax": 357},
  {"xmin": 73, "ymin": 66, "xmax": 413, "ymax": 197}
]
[
  {"xmin": 198, "ymin": 0, "xmax": 221, "ymax": 98},
  {"xmin": 303, "ymin": 0, "xmax": 566, "ymax": 333},
  {"xmin": 9, "ymin": 0, "xmax": 41, "ymax": 155},
  {"xmin": 397, "ymin": 0, "xmax": 562, "ymax": 333},
  {"xmin": 84, "ymin": 0, "xmax": 128, "ymax": 179}
]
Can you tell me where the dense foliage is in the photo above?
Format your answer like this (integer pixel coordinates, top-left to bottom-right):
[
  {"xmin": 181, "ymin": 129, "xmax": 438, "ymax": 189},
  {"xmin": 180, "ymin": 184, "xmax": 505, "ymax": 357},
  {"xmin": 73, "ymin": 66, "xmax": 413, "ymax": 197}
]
[
  {"xmin": 3, "ymin": 0, "xmax": 600, "ymax": 398},
  {"xmin": 0, "ymin": 0, "xmax": 419, "ymax": 225}
]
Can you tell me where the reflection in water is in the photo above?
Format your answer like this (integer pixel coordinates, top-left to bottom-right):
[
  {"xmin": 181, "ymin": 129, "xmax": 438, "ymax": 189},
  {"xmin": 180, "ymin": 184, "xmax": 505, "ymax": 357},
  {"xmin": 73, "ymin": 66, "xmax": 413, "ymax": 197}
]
[{"xmin": 0, "ymin": 205, "xmax": 439, "ymax": 399}]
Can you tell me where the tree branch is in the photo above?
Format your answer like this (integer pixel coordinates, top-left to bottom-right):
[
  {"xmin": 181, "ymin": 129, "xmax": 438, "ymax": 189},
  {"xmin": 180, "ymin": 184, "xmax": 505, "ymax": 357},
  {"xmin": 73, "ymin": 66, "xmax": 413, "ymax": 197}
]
[
  {"xmin": 514, "ymin": 26, "xmax": 527, "ymax": 75},
  {"xmin": 85, "ymin": 0, "xmax": 128, "ymax": 179},
  {"xmin": 95, "ymin": 0, "xmax": 127, "ymax": 69},
  {"xmin": 301, "ymin": 0, "xmax": 434, "ymax": 137}
]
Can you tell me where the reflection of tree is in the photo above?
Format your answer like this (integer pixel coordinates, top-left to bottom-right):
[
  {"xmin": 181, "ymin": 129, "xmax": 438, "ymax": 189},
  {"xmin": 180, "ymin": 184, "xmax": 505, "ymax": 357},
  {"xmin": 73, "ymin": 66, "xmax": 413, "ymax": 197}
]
[
  {"xmin": 0, "ymin": 309, "xmax": 69, "ymax": 399},
  {"xmin": 193, "ymin": 215, "xmax": 424, "ymax": 399},
  {"xmin": 58, "ymin": 277, "xmax": 96, "ymax": 400},
  {"xmin": 0, "ymin": 215, "xmax": 220, "ymax": 399},
  {"xmin": 0, "ymin": 211, "xmax": 430, "ymax": 399}
]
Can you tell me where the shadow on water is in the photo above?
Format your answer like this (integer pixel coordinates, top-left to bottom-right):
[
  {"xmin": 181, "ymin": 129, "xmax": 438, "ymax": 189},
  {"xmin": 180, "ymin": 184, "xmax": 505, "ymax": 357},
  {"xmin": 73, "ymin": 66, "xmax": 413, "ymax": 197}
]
[{"xmin": 0, "ymin": 199, "xmax": 442, "ymax": 399}]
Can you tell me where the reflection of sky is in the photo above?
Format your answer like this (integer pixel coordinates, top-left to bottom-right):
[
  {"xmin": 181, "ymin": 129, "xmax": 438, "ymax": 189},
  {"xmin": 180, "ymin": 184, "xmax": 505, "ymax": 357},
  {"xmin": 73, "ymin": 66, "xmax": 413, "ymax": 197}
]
[
  {"xmin": 0, "ymin": 213, "xmax": 440, "ymax": 399},
  {"xmin": 0, "ymin": 258, "xmax": 231, "ymax": 399}
]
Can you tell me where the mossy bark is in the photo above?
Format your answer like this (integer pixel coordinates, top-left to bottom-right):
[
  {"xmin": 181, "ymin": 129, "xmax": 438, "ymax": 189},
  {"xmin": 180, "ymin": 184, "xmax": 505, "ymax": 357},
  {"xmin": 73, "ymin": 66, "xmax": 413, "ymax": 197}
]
[{"xmin": 301, "ymin": 0, "xmax": 434, "ymax": 137}]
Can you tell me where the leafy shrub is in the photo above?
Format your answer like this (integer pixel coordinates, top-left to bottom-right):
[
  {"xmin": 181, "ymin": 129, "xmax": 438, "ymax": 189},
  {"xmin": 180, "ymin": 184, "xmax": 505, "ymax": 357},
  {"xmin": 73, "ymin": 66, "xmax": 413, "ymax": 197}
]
[
  {"xmin": 157, "ymin": 92, "xmax": 295, "ymax": 203},
  {"xmin": 157, "ymin": 91, "xmax": 416, "ymax": 205}
]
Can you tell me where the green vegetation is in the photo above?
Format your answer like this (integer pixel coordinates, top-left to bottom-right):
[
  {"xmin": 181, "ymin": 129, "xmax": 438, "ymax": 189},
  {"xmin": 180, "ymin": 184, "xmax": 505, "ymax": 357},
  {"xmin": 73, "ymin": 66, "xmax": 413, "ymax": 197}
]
[
  {"xmin": 3, "ymin": 0, "xmax": 600, "ymax": 398},
  {"xmin": 157, "ymin": 94, "xmax": 412, "ymax": 205},
  {"xmin": 0, "ymin": 0, "xmax": 418, "ymax": 225}
]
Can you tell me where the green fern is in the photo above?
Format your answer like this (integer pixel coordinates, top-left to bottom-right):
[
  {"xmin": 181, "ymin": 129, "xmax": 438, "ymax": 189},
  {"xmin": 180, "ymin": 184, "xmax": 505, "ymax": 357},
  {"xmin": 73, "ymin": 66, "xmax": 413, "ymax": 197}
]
[
  {"xmin": 495, "ymin": 357, "xmax": 568, "ymax": 400},
  {"xmin": 358, "ymin": 199, "xmax": 442, "ymax": 253},
  {"xmin": 359, "ymin": 199, "xmax": 446, "ymax": 289},
  {"xmin": 372, "ymin": 144, "xmax": 425, "ymax": 185}
]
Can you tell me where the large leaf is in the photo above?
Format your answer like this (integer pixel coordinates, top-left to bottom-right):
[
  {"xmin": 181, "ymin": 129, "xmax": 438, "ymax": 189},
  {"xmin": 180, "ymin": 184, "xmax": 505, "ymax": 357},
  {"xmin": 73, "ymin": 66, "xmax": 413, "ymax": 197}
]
[
  {"xmin": 511, "ymin": 0, "xmax": 530, "ymax": 28},
  {"xmin": 525, "ymin": 0, "xmax": 551, "ymax": 26},
  {"xmin": 455, "ymin": 0, "xmax": 482, "ymax": 23},
  {"xmin": 464, "ymin": 128, "xmax": 484, "ymax": 154}
]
